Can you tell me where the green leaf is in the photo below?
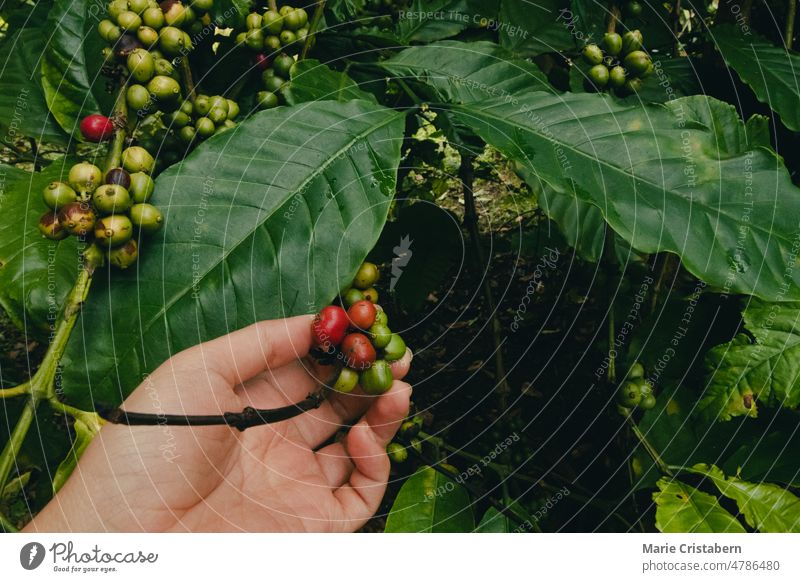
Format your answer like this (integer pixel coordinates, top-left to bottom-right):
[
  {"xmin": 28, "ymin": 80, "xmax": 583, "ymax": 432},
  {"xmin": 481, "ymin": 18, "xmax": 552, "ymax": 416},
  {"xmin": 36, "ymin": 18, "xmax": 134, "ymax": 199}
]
[
  {"xmin": 60, "ymin": 101, "xmax": 404, "ymax": 408},
  {"xmin": 568, "ymin": 0, "xmax": 607, "ymax": 45},
  {"xmin": 41, "ymin": 0, "xmax": 114, "ymax": 138},
  {"xmin": 283, "ymin": 60, "xmax": 377, "ymax": 105},
  {"xmin": 326, "ymin": 0, "xmax": 366, "ymax": 24},
  {"xmin": 0, "ymin": 28, "xmax": 68, "ymax": 145},
  {"xmin": 382, "ymin": 40, "xmax": 551, "ymax": 103},
  {"xmin": 446, "ymin": 92, "xmax": 800, "ymax": 301},
  {"xmin": 723, "ymin": 430, "xmax": 800, "ymax": 487},
  {"xmin": 713, "ymin": 25, "xmax": 800, "ymax": 132},
  {"xmin": 498, "ymin": 0, "xmax": 575, "ymax": 56},
  {"xmin": 652, "ymin": 477, "xmax": 746, "ymax": 533},
  {"xmin": 689, "ymin": 464, "xmax": 800, "ymax": 532},
  {"xmin": 397, "ymin": 0, "xmax": 498, "ymax": 44},
  {"xmin": 384, "ymin": 466, "xmax": 475, "ymax": 532},
  {"xmin": 210, "ymin": 0, "xmax": 249, "ymax": 27},
  {"xmin": 474, "ymin": 507, "xmax": 512, "ymax": 532},
  {"xmin": 702, "ymin": 300, "xmax": 800, "ymax": 421},
  {"xmin": 0, "ymin": 160, "xmax": 82, "ymax": 334}
]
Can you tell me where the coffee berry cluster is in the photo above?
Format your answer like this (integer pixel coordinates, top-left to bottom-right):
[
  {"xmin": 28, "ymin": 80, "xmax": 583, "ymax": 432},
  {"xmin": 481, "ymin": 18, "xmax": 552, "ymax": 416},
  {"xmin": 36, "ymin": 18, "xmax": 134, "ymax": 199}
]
[
  {"xmin": 582, "ymin": 29, "xmax": 652, "ymax": 95},
  {"xmin": 616, "ymin": 362, "xmax": 656, "ymax": 412},
  {"xmin": 237, "ymin": 4, "xmax": 309, "ymax": 109},
  {"xmin": 386, "ymin": 415, "xmax": 424, "ymax": 464},
  {"xmin": 38, "ymin": 154, "xmax": 163, "ymax": 269},
  {"xmin": 311, "ymin": 262, "xmax": 409, "ymax": 396}
]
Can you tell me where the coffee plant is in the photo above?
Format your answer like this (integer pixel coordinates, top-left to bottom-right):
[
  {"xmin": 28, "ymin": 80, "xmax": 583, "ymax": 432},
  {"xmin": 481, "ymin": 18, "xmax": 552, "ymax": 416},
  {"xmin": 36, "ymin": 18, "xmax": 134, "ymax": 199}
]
[{"xmin": 2, "ymin": 0, "xmax": 800, "ymax": 533}]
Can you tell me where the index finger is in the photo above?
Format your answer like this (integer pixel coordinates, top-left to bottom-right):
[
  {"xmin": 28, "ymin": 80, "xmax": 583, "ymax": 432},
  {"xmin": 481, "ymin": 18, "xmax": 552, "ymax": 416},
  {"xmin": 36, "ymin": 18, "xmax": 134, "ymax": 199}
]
[{"xmin": 190, "ymin": 314, "xmax": 315, "ymax": 385}]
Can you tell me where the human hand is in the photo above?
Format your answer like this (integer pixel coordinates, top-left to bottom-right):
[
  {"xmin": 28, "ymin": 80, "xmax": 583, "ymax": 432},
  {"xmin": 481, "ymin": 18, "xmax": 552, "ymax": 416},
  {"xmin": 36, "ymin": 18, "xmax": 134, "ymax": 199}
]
[{"xmin": 25, "ymin": 315, "xmax": 412, "ymax": 532}]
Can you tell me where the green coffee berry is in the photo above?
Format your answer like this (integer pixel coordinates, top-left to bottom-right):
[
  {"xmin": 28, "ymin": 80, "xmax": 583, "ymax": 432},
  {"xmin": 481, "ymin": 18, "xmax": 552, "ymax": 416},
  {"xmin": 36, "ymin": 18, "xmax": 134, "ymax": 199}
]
[
  {"xmin": 360, "ymin": 360, "xmax": 394, "ymax": 395},
  {"xmin": 262, "ymin": 73, "xmax": 285, "ymax": 93},
  {"xmin": 92, "ymin": 184, "xmax": 132, "ymax": 215},
  {"xmin": 622, "ymin": 77, "xmax": 643, "ymax": 94},
  {"xmin": 207, "ymin": 106, "xmax": 227, "ymax": 124},
  {"xmin": 374, "ymin": 308, "xmax": 388, "ymax": 326},
  {"xmin": 128, "ymin": 0, "xmax": 149, "ymax": 14},
  {"xmin": 588, "ymin": 64, "xmax": 609, "ymax": 88},
  {"xmin": 159, "ymin": 26, "xmax": 186, "ymax": 56},
  {"xmin": 246, "ymin": 28, "xmax": 264, "ymax": 51},
  {"xmin": 116, "ymin": 10, "xmax": 142, "ymax": 30},
  {"xmin": 136, "ymin": 25, "xmax": 159, "ymax": 46},
  {"xmin": 129, "ymin": 203, "xmax": 164, "ymax": 233},
  {"xmin": 602, "ymin": 32, "xmax": 622, "ymax": 56},
  {"xmin": 369, "ymin": 323, "xmax": 392, "ymax": 349},
  {"xmin": 167, "ymin": 110, "xmax": 191, "ymax": 127},
  {"xmin": 246, "ymin": 12, "xmax": 262, "ymax": 29},
  {"xmin": 609, "ymin": 65, "xmax": 626, "ymax": 88},
  {"xmin": 129, "ymin": 172, "xmax": 155, "ymax": 202},
  {"xmin": 122, "ymin": 146, "xmax": 155, "ymax": 174},
  {"xmin": 621, "ymin": 30, "xmax": 643, "ymax": 53},
  {"xmin": 191, "ymin": 0, "xmax": 213, "ymax": 12},
  {"xmin": 623, "ymin": 50, "xmax": 651, "ymax": 75},
  {"xmin": 256, "ymin": 90, "xmax": 279, "ymax": 109},
  {"xmin": 147, "ymin": 74, "xmax": 181, "ymax": 102},
  {"xmin": 43, "ymin": 181, "xmax": 78, "ymax": 210},
  {"xmin": 179, "ymin": 125, "xmax": 197, "ymax": 143},
  {"xmin": 386, "ymin": 442, "xmax": 408, "ymax": 463},
  {"xmin": 383, "ymin": 334, "xmax": 406, "ymax": 362},
  {"xmin": 195, "ymin": 117, "xmax": 215, "ymax": 137},
  {"xmin": 142, "ymin": 6, "xmax": 165, "ymax": 28},
  {"xmin": 154, "ymin": 58, "xmax": 176, "ymax": 78},
  {"xmin": 127, "ymin": 48, "xmax": 155, "ymax": 83},
  {"xmin": 264, "ymin": 35, "xmax": 281, "ymax": 50},
  {"xmin": 194, "ymin": 95, "xmax": 211, "ymax": 115},
  {"xmin": 68, "ymin": 162, "xmax": 103, "ymax": 194},
  {"xmin": 108, "ymin": 0, "xmax": 129, "ymax": 21},
  {"xmin": 163, "ymin": 0, "xmax": 188, "ymax": 26},
  {"xmin": 127, "ymin": 84, "xmax": 151, "ymax": 111},
  {"xmin": 108, "ymin": 239, "xmax": 139, "ymax": 269},
  {"xmin": 279, "ymin": 29, "xmax": 296, "ymax": 46},
  {"xmin": 333, "ymin": 367, "xmax": 359, "ymax": 393},
  {"xmin": 295, "ymin": 27, "xmax": 308, "ymax": 43},
  {"xmin": 639, "ymin": 392, "xmax": 656, "ymax": 410},
  {"xmin": 99, "ymin": 19, "xmax": 122, "ymax": 42},
  {"xmin": 225, "ymin": 99, "xmax": 239, "ymax": 120},
  {"xmin": 179, "ymin": 100, "xmax": 194, "ymax": 115},
  {"xmin": 94, "ymin": 214, "xmax": 134, "ymax": 247},
  {"xmin": 362, "ymin": 287, "xmax": 378, "ymax": 303},
  {"xmin": 616, "ymin": 381, "xmax": 641, "ymax": 408},
  {"xmin": 262, "ymin": 10, "xmax": 283, "ymax": 35},
  {"xmin": 272, "ymin": 53, "xmax": 294, "ymax": 77},
  {"xmin": 582, "ymin": 44, "xmax": 604, "ymax": 65}
]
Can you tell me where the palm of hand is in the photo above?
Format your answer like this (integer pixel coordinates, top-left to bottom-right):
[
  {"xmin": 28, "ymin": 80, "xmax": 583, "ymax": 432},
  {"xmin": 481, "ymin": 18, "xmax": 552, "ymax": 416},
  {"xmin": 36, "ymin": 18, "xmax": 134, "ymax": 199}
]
[{"xmin": 30, "ymin": 316, "xmax": 410, "ymax": 532}]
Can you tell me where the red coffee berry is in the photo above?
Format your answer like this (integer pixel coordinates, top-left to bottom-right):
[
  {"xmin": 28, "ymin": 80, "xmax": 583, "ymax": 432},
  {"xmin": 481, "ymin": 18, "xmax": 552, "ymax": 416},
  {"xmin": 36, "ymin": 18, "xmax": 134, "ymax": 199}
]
[
  {"xmin": 80, "ymin": 114, "xmax": 115, "ymax": 142},
  {"xmin": 312, "ymin": 305, "xmax": 349, "ymax": 348},
  {"xmin": 254, "ymin": 53, "xmax": 271, "ymax": 71},
  {"xmin": 340, "ymin": 332, "xmax": 376, "ymax": 370},
  {"xmin": 347, "ymin": 299, "xmax": 376, "ymax": 330}
]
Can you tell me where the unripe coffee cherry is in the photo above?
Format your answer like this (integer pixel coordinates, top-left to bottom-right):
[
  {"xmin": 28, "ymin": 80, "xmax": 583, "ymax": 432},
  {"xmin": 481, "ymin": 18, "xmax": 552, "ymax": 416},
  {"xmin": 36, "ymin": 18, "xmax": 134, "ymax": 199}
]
[
  {"xmin": 95, "ymin": 214, "xmax": 134, "ymax": 247},
  {"xmin": 108, "ymin": 0, "xmax": 129, "ymax": 20},
  {"xmin": 639, "ymin": 392, "xmax": 656, "ymax": 410},
  {"xmin": 122, "ymin": 146, "xmax": 155, "ymax": 174},
  {"xmin": 128, "ymin": 0, "xmax": 149, "ymax": 14},
  {"xmin": 207, "ymin": 106, "xmax": 227, "ymax": 124},
  {"xmin": 279, "ymin": 29, "xmax": 296, "ymax": 46},
  {"xmin": 105, "ymin": 167, "xmax": 131, "ymax": 189},
  {"xmin": 117, "ymin": 10, "xmax": 143, "ymax": 30},
  {"xmin": 312, "ymin": 305, "xmax": 349, "ymax": 348},
  {"xmin": 127, "ymin": 48, "xmax": 156, "ymax": 83},
  {"xmin": 58, "ymin": 202, "xmax": 96, "ymax": 236},
  {"xmin": 246, "ymin": 12, "xmax": 262, "ymax": 29},
  {"xmin": 340, "ymin": 332, "xmax": 376, "ymax": 370},
  {"xmin": 38, "ymin": 212, "xmax": 68, "ymax": 240},
  {"xmin": 383, "ymin": 333, "xmax": 406, "ymax": 361},
  {"xmin": 207, "ymin": 95, "xmax": 227, "ymax": 112},
  {"xmin": 262, "ymin": 74, "xmax": 285, "ymax": 93},
  {"xmin": 623, "ymin": 50, "xmax": 651, "ymax": 75},
  {"xmin": 262, "ymin": 10, "xmax": 282, "ymax": 35},
  {"xmin": 353, "ymin": 261, "xmax": 379, "ymax": 289},
  {"xmin": 374, "ymin": 306, "xmax": 388, "ymax": 326},
  {"xmin": 226, "ymin": 99, "xmax": 239, "ymax": 120},
  {"xmin": 333, "ymin": 367, "xmax": 359, "ymax": 393},
  {"xmin": 108, "ymin": 239, "xmax": 139, "ymax": 269},
  {"xmin": 195, "ymin": 117, "xmax": 215, "ymax": 137},
  {"xmin": 609, "ymin": 65, "xmax": 626, "ymax": 88},
  {"xmin": 279, "ymin": 5, "xmax": 293, "ymax": 16},
  {"xmin": 588, "ymin": 64, "xmax": 609, "ymax": 88},
  {"xmin": 143, "ymin": 6, "xmax": 165, "ymax": 27},
  {"xmin": 602, "ymin": 32, "xmax": 622, "ymax": 56},
  {"xmin": 296, "ymin": 27, "xmax": 308, "ymax": 43},
  {"xmin": 154, "ymin": 58, "xmax": 176, "ymax": 78},
  {"xmin": 273, "ymin": 53, "xmax": 294, "ymax": 77},
  {"xmin": 137, "ymin": 25, "xmax": 159, "ymax": 46},
  {"xmin": 582, "ymin": 44, "xmax": 604, "ymax": 65},
  {"xmin": 179, "ymin": 126, "xmax": 197, "ymax": 143},
  {"xmin": 129, "ymin": 172, "xmax": 155, "ymax": 202},
  {"xmin": 130, "ymin": 203, "xmax": 164, "ymax": 233},
  {"xmin": 80, "ymin": 114, "xmax": 115, "ymax": 142},
  {"xmin": 626, "ymin": 0, "xmax": 643, "ymax": 16},
  {"xmin": 360, "ymin": 360, "xmax": 393, "ymax": 395},
  {"xmin": 191, "ymin": 0, "xmax": 213, "ymax": 12},
  {"xmin": 342, "ymin": 287, "xmax": 364, "ymax": 307},
  {"xmin": 147, "ymin": 74, "xmax": 181, "ymax": 102},
  {"xmin": 160, "ymin": 0, "xmax": 188, "ymax": 26},
  {"xmin": 127, "ymin": 84, "xmax": 151, "ymax": 111},
  {"xmin": 246, "ymin": 28, "xmax": 264, "ymax": 51},
  {"xmin": 362, "ymin": 287, "xmax": 379, "ymax": 303},
  {"xmin": 93, "ymin": 184, "xmax": 132, "ymax": 214},
  {"xmin": 167, "ymin": 110, "xmax": 191, "ymax": 127},
  {"xmin": 628, "ymin": 362, "xmax": 645, "ymax": 379},
  {"xmin": 621, "ymin": 29, "xmax": 643, "ymax": 53},
  {"xmin": 295, "ymin": 8, "xmax": 308, "ymax": 27},
  {"xmin": 158, "ymin": 26, "xmax": 186, "ymax": 56},
  {"xmin": 386, "ymin": 442, "xmax": 408, "ymax": 463},
  {"xmin": 368, "ymin": 323, "xmax": 392, "ymax": 349},
  {"xmin": 348, "ymin": 299, "xmax": 376, "ymax": 329},
  {"xmin": 265, "ymin": 35, "xmax": 281, "ymax": 50},
  {"xmin": 283, "ymin": 9, "xmax": 303, "ymax": 31},
  {"xmin": 622, "ymin": 77, "xmax": 643, "ymax": 94},
  {"xmin": 69, "ymin": 162, "xmax": 103, "ymax": 194},
  {"xmin": 256, "ymin": 91, "xmax": 279, "ymax": 109},
  {"xmin": 616, "ymin": 381, "xmax": 641, "ymax": 408},
  {"xmin": 99, "ymin": 19, "xmax": 122, "ymax": 42},
  {"xmin": 43, "ymin": 182, "xmax": 78, "ymax": 210}
]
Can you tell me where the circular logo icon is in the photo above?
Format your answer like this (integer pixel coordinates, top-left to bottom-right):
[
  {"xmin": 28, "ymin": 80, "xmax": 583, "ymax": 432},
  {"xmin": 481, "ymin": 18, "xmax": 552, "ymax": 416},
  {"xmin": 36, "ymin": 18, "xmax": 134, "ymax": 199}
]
[{"xmin": 19, "ymin": 542, "xmax": 46, "ymax": 570}]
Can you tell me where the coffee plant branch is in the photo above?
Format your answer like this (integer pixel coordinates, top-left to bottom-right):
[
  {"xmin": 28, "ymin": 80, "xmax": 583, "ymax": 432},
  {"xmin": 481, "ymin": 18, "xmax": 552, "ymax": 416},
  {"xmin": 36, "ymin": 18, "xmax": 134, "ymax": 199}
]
[{"xmin": 300, "ymin": 0, "xmax": 326, "ymax": 60}]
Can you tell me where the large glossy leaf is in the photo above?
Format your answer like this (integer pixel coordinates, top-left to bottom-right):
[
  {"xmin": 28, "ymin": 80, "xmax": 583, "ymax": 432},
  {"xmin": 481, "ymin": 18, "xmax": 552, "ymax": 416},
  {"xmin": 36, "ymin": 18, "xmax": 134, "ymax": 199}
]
[
  {"xmin": 713, "ymin": 25, "xmax": 800, "ymax": 132},
  {"xmin": 652, "ymin": 477, "xmax": 746, "ymax": 533},
  {"xmin": 474, "ymin": 507, "xmax": 512, "ymax": 532},
  {"xmin": 498, "ymin": 0, "xmax": 575, "ymax": 56},
  {"xmin": 702, "ymin": 300, "xmax": 800, "ymax": 421},
  {"xmin": 60, "ymin": 101, "xmax": 404, "ymax": 408},
  {"xmin": 0, "ymin": 160, "xmax": 82, "ymax": 335},
  {"xmin": 0, "ymin": 28, "xmax": 68, "ymax": 145},
  {"xmin": 723, "ymin": 429, "xmax": 800, "ymax": 487},
  {"xmin": 446, "ymin": 92, "xmax": 800, "ymax": 301},
  {"xmin": 384, "ymin": 466, "xmax": 475, "ymax": 532},
  {"xmin": 283, "ymin": 60, "xmax": 376, "ymax": 105},
  {"xmin": 689, "ymin": 464, "xmax": 800, "ymax": 532},
  {"xmin": 396, "ymin": 0, "xmax": 498, "ymax": 44},
  {"xmin": 41, "ymin": 0, "xmax": 114, "ymax": 138},
  {"xmin": 382, "ymin": 41, "xmax": 551, "ymax": 103}
]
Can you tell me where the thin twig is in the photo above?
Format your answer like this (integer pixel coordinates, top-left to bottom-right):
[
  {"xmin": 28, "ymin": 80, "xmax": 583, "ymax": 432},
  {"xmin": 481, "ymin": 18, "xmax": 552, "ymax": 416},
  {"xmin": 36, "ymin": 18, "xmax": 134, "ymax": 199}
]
[
  {"xmin": 627, "ymin": 416, "xmax": 672, "ymax": 476},
  {"xmin": 300, "ymin": 0, "xmax": 326, "ymax": 60},
  {"xmin": 268, "ymin": 0, "xmax": 278, "ymax": 12},
  {"xmin": 180, "ymin": 57, "xmax": 197, "ymax": 102},
  {"xmin": 786, "ymin": 0, "xmax": 797, "ymax": 49},
  {"xmin": 460, "ymin": 154, "xmax": 511, "ymax": 410},
  {"xmin": 105, "ymin": 393, "xmax": 324, "ymax": 431},
  {"xmin": 0, "ymin": 383, "xmax": 29, "ymax": 399},
  {"xmin": 607, "ymin": 5, "xmax": 620, "ymax": 34},
  {"xmin": 672, "ymin": 0, "xmax": 682, "ymax": 55}
]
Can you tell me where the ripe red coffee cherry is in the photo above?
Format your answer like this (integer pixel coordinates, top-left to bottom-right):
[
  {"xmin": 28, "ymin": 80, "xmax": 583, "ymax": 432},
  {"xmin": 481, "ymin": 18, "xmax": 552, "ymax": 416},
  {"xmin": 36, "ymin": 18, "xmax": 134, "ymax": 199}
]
[
  {"xmin": 340, "ymin": 332, "xmax": 376, "ymax": 370},
  {"xmin": 348, "ymin": 299, "xmax": 376, "ymax": 329},
  {"xmin": 312, "ymin": 305, "xmax": 349, "ymax": 348},
  {"xmin": 254, "ymin": 53, "xmax": 271, "ymax": 71},
  {"xmin": 80, "ymin": 114, "xmax": 115, "ymax": 142}
]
